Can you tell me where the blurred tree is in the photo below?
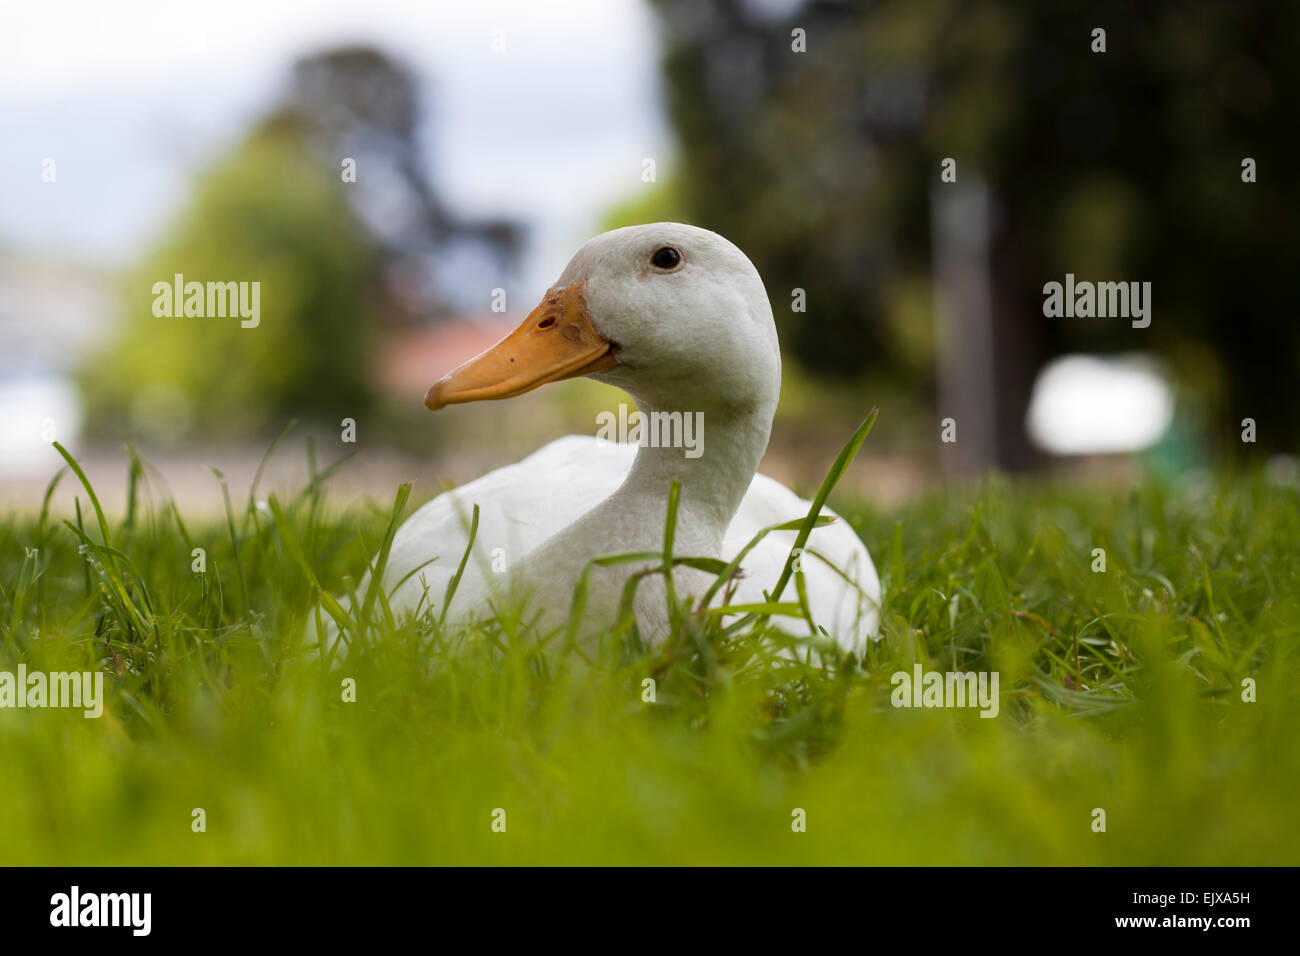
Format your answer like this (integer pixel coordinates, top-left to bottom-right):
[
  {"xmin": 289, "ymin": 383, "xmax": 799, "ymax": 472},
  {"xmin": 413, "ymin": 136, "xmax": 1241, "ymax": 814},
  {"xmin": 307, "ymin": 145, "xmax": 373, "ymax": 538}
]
[
  {"xmin": 81, "ymin": 117, "xmax": 376, "ymax": 440},
  {"xmin": 285, "ymin": 46, "xmax": 523, "ymax": 320},
  {"xmin": 650, "ymin": 0, "xmax": 1299, "ymax": 465},
  {"xmin": 81, "ymin": 46, "xmax": 525, "ymax": 441}
]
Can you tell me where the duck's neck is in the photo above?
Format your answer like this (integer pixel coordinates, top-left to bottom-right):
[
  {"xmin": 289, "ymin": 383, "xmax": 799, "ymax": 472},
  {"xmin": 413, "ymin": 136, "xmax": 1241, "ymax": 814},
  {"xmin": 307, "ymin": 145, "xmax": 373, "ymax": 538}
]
[{"xmin": 610, "ymin": 393, "xmax": 776, "ymax": 550}]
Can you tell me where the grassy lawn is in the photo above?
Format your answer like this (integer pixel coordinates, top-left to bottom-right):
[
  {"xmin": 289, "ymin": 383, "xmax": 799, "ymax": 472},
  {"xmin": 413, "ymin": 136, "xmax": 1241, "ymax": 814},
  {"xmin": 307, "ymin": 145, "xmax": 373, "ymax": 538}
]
[{"xmin": 1, "ymin": 435, "xmax": 1297, "ymax": 865}]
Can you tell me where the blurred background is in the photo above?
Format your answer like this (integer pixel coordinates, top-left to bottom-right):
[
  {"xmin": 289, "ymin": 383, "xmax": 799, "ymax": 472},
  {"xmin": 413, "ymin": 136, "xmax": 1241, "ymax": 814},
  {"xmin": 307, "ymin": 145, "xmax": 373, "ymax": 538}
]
[{"xmin": 1, "ymin": 0, "xmax": 1296, "ymax": 514}]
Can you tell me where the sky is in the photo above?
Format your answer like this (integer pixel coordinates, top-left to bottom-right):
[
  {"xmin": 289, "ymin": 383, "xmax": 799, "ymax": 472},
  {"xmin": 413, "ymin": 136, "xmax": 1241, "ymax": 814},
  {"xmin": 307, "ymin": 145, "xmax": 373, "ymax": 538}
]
[{"xmin": 0, "ymin": 0, "xmax": 671, "ymax": 294}]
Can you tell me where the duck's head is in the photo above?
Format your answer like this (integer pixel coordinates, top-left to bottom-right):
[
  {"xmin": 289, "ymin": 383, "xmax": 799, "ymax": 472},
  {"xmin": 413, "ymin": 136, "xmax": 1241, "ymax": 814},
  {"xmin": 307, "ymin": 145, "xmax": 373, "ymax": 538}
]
[{"xmin": 426, "ymin": 223, "xmax": 781, "ymax": 416}]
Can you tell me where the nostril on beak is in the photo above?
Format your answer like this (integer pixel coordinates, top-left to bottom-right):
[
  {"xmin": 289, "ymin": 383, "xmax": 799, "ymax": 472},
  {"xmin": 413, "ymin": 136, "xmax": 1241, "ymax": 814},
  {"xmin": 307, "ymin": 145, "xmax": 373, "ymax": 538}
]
[{"xmin": 537, "ymin": 316, "xmax": 557, "ymax": 330}]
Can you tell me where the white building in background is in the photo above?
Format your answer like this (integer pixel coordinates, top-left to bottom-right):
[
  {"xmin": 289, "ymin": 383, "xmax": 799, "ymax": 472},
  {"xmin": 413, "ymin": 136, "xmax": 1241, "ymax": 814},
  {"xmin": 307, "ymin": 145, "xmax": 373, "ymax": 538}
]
[{"xmin": 0, "ymin": 252, "xmax": 118, "ymax": 474}]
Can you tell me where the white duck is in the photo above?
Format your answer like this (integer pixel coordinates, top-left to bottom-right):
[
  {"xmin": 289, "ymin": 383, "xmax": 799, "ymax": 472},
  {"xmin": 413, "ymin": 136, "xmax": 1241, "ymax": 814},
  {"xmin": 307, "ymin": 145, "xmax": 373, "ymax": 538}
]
[{"xmin": 331, "ymin": 223, "xmax": 880, "ymax": 654}]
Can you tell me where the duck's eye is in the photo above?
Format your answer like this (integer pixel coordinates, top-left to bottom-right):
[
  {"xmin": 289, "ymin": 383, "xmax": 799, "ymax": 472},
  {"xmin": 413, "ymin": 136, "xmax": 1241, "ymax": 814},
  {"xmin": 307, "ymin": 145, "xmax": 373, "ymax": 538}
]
[{"xmin": 651, "ymin": 246, "xmax": 681, "ymax": 270}]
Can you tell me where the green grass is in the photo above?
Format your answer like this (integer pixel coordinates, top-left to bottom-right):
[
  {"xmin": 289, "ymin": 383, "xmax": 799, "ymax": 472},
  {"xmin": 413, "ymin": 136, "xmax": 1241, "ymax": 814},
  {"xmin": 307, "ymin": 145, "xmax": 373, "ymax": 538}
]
[{"xmin": 1, "ymin": 433, "xmax": 1297, "ymax": 865}]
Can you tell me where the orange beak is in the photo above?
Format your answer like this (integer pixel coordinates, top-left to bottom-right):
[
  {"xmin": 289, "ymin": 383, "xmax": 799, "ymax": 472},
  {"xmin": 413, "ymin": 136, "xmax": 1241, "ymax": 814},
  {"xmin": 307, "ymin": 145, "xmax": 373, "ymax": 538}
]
[{"xmin": 425, "ymin": 281, "xmax": 617, "ymax": 410}]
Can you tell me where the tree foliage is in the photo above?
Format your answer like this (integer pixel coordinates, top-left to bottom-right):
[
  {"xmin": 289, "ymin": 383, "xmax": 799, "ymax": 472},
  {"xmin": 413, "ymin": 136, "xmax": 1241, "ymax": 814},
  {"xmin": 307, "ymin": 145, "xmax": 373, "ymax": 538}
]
[
  {"xmin": 81, "ymin": 118, "xmax": 377, "ymax": 440},
  {"xmin": 651, "ymin": 0, "xmax": 1299, "ymax": 459}
]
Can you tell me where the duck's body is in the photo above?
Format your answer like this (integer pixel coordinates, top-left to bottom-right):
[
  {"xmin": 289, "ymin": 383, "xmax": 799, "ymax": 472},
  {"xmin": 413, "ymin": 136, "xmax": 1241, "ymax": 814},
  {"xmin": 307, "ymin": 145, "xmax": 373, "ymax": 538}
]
[
  {"xmin": 325, "ymin": 223, "xmax": 880, "ymax": 655},
  {"xmin": 378, "ymin": 434, "xmax": 880, "ymax": 652}
]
